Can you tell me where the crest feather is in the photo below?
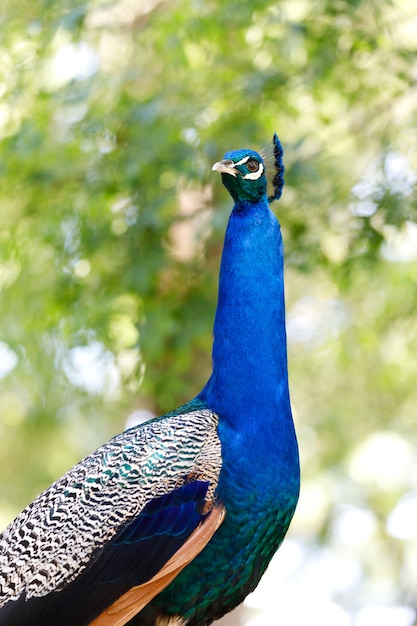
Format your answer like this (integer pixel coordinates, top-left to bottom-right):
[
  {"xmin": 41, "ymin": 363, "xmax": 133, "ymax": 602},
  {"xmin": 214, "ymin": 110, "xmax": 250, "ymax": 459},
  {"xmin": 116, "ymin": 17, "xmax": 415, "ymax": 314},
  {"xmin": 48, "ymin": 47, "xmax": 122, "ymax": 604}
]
[{"xmin": 260, "ymin": 133, "xmax": 285, "ymax": 203}]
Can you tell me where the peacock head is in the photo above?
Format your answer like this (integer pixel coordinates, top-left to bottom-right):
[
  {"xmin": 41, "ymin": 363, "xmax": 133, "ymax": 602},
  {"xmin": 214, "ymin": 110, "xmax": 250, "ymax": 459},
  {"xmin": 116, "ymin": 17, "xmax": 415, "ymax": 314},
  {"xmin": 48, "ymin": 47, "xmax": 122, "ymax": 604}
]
[{"xmin": 212, "ymin": 133, "xmax": 285, "ymax": 204}]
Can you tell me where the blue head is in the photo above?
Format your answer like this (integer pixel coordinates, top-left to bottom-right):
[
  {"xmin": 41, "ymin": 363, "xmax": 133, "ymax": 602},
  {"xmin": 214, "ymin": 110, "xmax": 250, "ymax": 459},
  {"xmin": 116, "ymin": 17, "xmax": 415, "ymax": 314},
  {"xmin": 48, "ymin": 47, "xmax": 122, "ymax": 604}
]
[{"xmin": 212, "ymin": 133, "xmax": 285, "ymax": 204}]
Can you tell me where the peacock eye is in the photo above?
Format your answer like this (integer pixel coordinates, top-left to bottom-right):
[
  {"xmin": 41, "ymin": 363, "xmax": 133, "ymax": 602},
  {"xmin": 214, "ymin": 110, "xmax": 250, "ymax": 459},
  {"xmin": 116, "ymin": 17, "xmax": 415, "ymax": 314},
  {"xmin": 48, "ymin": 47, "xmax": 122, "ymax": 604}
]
[{"xmin": 247, "ymin": 160, "xmax": 259, "ymax": 172}]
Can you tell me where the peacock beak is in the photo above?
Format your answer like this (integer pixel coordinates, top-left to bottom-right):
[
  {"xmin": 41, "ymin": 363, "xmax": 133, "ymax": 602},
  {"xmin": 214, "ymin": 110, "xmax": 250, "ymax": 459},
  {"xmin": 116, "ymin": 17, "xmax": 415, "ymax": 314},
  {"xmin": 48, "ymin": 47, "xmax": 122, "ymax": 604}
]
[{"xmin": 212, "ymin": 160, "xmax": 238, "ymax": 177}]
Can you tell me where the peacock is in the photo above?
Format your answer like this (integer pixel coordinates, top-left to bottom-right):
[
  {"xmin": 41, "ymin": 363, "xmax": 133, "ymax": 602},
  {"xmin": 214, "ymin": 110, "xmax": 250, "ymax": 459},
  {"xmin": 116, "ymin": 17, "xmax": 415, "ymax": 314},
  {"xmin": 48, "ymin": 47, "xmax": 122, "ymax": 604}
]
[{"xmin": 0, "ymin": 134, "xmax": 300, "ymax": 626}]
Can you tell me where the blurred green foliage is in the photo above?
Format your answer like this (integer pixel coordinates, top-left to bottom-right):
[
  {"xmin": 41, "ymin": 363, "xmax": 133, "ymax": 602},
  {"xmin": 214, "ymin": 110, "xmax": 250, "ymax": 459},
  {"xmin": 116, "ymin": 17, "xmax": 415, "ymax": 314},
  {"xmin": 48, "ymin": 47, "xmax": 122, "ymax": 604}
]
[{"xmin": 1, "ymin": 0, "xmax": 417, "ymax": 624}]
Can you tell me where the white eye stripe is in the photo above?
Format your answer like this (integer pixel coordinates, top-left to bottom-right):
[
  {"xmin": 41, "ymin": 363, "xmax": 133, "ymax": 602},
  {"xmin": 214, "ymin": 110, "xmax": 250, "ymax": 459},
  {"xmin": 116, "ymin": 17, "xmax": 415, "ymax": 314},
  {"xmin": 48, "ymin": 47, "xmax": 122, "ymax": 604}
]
[
  {"xmin": 233, "ymin": 155, "xmax": 251, "ymax": 166},
  {"xmin": 243, "ymin": 162, "xmax": 264, "ymax": 180}
]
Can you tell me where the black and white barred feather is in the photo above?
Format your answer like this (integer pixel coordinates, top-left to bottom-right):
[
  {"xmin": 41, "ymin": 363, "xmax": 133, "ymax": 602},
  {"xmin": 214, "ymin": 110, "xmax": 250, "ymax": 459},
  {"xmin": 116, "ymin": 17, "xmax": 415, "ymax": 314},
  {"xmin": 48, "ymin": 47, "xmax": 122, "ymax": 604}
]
[{"xmin": 0, "ymin": 409, "xmax": 221, "ymax": 606}]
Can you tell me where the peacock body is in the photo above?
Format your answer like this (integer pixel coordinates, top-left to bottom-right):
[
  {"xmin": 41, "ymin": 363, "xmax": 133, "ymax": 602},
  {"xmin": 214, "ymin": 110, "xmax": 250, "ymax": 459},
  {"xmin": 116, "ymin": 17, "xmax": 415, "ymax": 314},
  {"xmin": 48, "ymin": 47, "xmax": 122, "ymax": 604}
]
[{"xmin": 0, "ymin": 134, "xmax": 300, "ymax": 626}]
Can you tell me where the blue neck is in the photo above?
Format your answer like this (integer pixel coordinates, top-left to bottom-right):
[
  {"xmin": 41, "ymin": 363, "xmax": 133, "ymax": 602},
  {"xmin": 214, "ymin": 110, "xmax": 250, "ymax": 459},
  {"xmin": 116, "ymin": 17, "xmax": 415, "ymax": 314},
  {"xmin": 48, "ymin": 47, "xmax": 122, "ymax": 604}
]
[{"xmin": 199, "ymin": 197, "xmax": 291, "ymax": 432}]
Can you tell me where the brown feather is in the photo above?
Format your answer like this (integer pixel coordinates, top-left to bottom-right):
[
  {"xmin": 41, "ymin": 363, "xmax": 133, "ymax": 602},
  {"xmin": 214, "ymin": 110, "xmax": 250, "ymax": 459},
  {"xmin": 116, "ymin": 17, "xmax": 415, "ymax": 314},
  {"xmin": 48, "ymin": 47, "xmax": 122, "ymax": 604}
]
[
  {"xmin": 89, "ymin": 504, "xmax": 225, "ymax": 626},
  {"xmin": 155, "ymin": 617, "xmax": 186, "ymax": 625}
]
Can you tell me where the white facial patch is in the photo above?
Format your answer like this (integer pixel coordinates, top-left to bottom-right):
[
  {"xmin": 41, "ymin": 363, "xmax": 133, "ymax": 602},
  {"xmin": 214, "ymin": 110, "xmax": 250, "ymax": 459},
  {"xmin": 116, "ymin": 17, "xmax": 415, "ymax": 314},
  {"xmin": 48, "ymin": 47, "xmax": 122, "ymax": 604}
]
[
  {"xmin": 233, "ymin": 155, "xmax": 251, "ymax": 167},
  {"xmin": 243, "ymin": 162, "xmax": 264, "ymax": 180}
]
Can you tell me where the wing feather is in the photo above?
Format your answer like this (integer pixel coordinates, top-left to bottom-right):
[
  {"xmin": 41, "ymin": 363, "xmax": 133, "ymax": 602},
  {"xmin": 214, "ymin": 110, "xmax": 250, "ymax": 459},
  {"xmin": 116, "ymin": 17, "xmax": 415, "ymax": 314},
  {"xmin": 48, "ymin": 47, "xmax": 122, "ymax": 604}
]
[
  {"xmin": 91, "ymin": 504, "xmax": 225, "ymax": 626},
  {"xmin": 0, "ymin": 408, "xmax": 221, "ymax": 626}
]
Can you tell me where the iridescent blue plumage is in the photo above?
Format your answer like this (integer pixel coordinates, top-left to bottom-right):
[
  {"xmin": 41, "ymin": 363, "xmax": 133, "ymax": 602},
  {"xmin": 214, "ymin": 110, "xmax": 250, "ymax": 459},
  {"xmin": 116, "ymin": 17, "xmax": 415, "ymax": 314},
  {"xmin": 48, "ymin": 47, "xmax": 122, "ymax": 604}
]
[
  {"xmin": 147, "ymin": 136, "xmax": 299, "ymax": 624},
  {"xmin": 0, "ymin": 135, "xmax": 299, "ymax": 626}
]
